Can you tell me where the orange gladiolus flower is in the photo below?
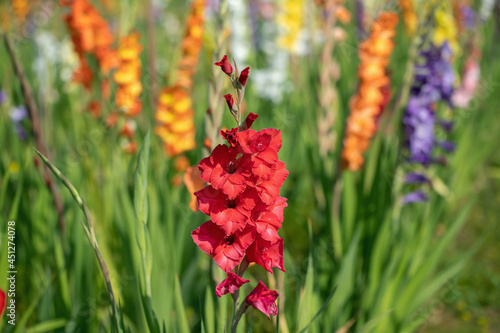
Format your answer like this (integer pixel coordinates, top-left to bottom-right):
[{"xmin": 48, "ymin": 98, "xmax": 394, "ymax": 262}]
[
  {"xmin": 12, "ymin": 0, "xmax": 28, "ymax": 23},
  {"xmin": 155, "ymin": 0, "xmax": 205, "ymax": 156},
  {"xmin": 399, "ymin": 0, "xmax": 417, "ymax": 35},
  {"xmin": 183, "ymin": 165, "xmax": 205, "ymax": 212},
  {"xmin": 64, "ymin": 0, "xmax": 118, "ymax": 83},
  {"xmin": 114, "ymin": 32, "xmax": 143, "ymax": 117},
  {"xmin": 341, "ymin": 12, "xmax": 398, "ymax": 171},
  {"xmin": 176, "ymin": 0, "xmax": 205, "ymax": 90},
  {"xmin": 155, "ymin": 85, "xmax": 197, "ymax": 156}
]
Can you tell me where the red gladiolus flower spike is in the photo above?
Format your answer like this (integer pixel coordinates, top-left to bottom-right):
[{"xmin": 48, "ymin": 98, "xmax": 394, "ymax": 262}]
[
  {"xmin": 192, "ymin": 221, "xmax": 256, "ymax": 272},
  {"xmin": 215, "ymin": 272, "xmax": 250, "ymax": 297},
  {"xmin": 246, "ymin": 281, "xmax": 279, "ymax": 319},
  {"xmin": 215, "ymin": 55, "xmax": 233, "ymax": 75},
  {"xmin": 192, "ymin": 57, "xmax": 287, "ymax": 329},
  {"xmin": 239, "ymin": 67, "xmax": 250, "ymax": 86}
]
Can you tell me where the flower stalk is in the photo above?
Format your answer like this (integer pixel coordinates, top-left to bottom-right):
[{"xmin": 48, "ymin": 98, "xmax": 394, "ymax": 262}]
[{"xmin": 34, "ymin": 149, "xmax": 122, "ymax": 332}]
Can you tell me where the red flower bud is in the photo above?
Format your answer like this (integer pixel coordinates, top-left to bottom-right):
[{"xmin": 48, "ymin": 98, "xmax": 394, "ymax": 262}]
[
  {"xmin": 214, "ymin": 55, "xmax": 233, "ymax": 75},
  {"xmin": 224, "ymin": 94, "xmax": 234, "ymax": 110},
  {"xmin": 240, "ymin": 112, "xmax": 259, "ymax": 131},
  {"xmin": 238, "ymin": 67, "xmax": 250, "ymax": 86}
]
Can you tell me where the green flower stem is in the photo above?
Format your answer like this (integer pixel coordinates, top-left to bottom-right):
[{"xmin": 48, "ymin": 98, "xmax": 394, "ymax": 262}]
[{"xmin": 34, "ymin": 149, "xmax": 122, "ymax": 332}]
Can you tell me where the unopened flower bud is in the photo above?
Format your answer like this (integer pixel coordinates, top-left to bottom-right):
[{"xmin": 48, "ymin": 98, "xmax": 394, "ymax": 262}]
[
  {"xmin": 239, "ymin": 112, "xmax": 259, "ymax": 131},
  {"xmin": 238, "ymin": 67, "xmax": 250, "ymax": 86},
  {"xmin": 224, "ymin": 94, "xmax": 234, "ymax": 111},
  {"xmin": 215, "ymin": 55, "xmax": 233, "ymax": 75}
]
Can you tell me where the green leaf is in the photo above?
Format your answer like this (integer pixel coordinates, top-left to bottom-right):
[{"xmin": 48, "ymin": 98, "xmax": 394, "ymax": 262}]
[
  {"xmin": 174, "ymin": 274, "xmax": 190, "ymax": 333},
  {"xmin": 134, "ymin": 129, "xmax": 150, "ymax": 227},
  {"xmin": 204, "ymin": 286, "xmax": 215, "ymax": 333},
  {"xmin": 25, "ymin": 319, "xmax": 67, "ymax": 333}
]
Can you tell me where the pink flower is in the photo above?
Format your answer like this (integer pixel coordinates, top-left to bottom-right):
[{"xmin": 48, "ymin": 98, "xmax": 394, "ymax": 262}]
[
  {"xmin": 215, "ymin": 272, "xmax": 250, "ymax": 297},
  {"xmin": 199, "ymin": 144, "xmax": 252, "ymax": 199},
  {"xmin": 215, "ymin": 55, "xmax": 233, "ymax": 75},
  {"xmin": 239, "ymin": 67, "xmax": 250, "ymax": 86},
  {"xmin": 245, "ymin": 281, "xmax": 279, "ymax": 319},
  {"xmin": 192, "ymin": 221, "xmax": 256, "ymax": 272}
]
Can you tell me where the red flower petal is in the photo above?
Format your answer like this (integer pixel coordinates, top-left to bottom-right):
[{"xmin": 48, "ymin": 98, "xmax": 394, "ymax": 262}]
[
  {"xmin": 246, "ymin": 281, "xmax": 279, "ymax": 319},
  {"xmin": 0, "ymin": 288, "xmax": 5, "ymax": 317},
  {"xmin": 195, "ymin": 186, "xmax": 227, "ymax": 217},
  {"xmin": 246, "ymin": 236, "xmax": 284, "ymax": 273},
  {"xmin": 193, "ymin": 222, "xmax": 256, "ymax": 272},
  {"xmin": 251, "ymin": 211, "xmax": 281, "ymax": 242},
  {"xmin": 215, "ymin": 272, "xmax": 250, "ymax": 297},
  {"xmin": 199, "ymin": 144, "xmax": 253, "ymax": 199},
  {"xmin": 191, "ymin": 221, "xmax": 226, "ymax": 255}
]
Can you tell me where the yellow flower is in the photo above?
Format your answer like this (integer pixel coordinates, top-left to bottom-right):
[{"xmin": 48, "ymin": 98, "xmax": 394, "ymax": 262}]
[
  {"xmin": 433, "ymin": 4, "xmax": 459, "ymax": 55},
  {"xmin": 8, "ymin": 161, "xmax": 20, "ymax": 174},
  {"xmin": 277, "ymin": 0, "xmax": 305, "ymax": 53}
]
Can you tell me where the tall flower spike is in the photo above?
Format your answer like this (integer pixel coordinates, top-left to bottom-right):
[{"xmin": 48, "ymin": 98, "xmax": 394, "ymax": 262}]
[
  {"xmin": 192, "ymin": 58, "xmax": 286, "ymax": 329},
  {"xmin": 63, "ymin": 0, "xmax": 118, "ymax": 87},
  {"xmin": 402, "ymin": 41, "xmax": 455, "ymax": 203},
  {"xmin": 155, "ymin": 0, "xmax": 205, "ymax": 156},
  {"xmin": 341, "ymin": 12, "xmax": 398, "ymax": 171}
]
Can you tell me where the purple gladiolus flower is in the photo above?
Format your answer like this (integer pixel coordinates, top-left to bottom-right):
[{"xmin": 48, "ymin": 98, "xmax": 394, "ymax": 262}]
[
  {"xmin": 402, "ymin": 191, "xmax": 428, "ymax": 204},
  {"xmin": 437, "ymin": 140, "xmax": 456, "ymax": 152},
  {"xmin": 0, "ymin": 90, "xmax": 6, "ymax": 105},
  {"xmin": 404, "ymin": 173, "xmax": 429, "ymax": 185},
  {"xmin": 460, "ymin": 5, "xmax": 476, "ymax": 30},
  {"xmin": 403, "ymin": 41, "xmax": 455, "ymax": 202},
  {"xmin": 10, "ymin": 106, "xmax": 28, "ymax": 141},
  {"xmin": 404, "ymin": 42, "xmax": 455, "ymax": 165},
  {"xmin": 438, "ymin": 120, "xmax": 454, "ymax": 132}
]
